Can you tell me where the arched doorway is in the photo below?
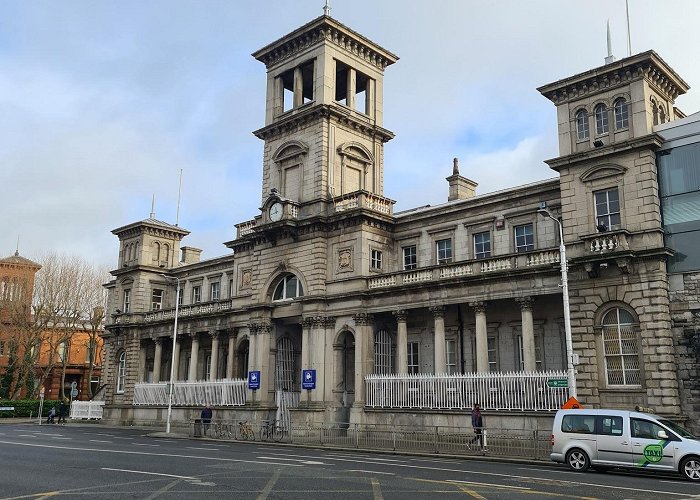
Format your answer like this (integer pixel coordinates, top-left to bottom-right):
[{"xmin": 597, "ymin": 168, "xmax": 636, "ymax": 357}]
[
  {"xmin": 236, "ymin": 338, "xmax": 249, "ymax": 379},
  {"xmin": 334, "ymin": 330, "xmax": 355, "ymax": 422}
]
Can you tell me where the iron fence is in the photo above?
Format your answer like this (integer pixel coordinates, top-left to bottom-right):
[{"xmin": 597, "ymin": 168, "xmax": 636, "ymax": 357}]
[{"xmin": 133, "ymin": 379, "xmax": 247, "ymax": 406}]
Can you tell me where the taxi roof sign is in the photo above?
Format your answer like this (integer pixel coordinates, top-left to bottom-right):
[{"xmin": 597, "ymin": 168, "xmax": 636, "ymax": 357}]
[{"xmin": 562, "ymin": 396, "xmax": 582, "ymax": 409}]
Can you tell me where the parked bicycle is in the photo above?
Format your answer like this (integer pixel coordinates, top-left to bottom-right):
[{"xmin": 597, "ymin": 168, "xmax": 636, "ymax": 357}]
[
  {"xmin": 259, "ymin": 419, "xmax": 286, "ymax": 442},
  {"xmin": 238, "ymin": 420, "xmax": 255, "ymax": 441}
]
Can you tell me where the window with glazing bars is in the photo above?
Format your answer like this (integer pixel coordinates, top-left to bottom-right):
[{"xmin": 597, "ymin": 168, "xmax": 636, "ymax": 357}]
[
  {"xmin": 436, "ymin": 239, "xmax": 452, "ymax": 264},
  {"xmin": 487, "ymin": 336, "xmax": 497, "ymax": 372},
  {"xmin": 446, "ymin": 339, "xmax": 457, "ymax": 374},
  {"xmin": 407, "ymin": 341, "xmax": 419, "ymax": 374},
  {"xmin": 210, "ymin": 282, "xmax": 220, "ymax": 301},
  {"xmin": 371, "ymin": 249, "xmax": 382, "ymax": 270},
  {"xmin": 614, "ymin": 98, "xmax": 629, "ymax": 129},
  {"xmin": 602, "ymin": 308, "xmax": 641, "ymax": 386},
  {"xmin": 403, "ymin": 245, "xmax": 417, "ymax": 270},
  {"xmin": 514, "ymin": 224, "xmax": 534, "ymax": 253},
  {"xmin": 192, "ymin": 286, "xmax": 201, "ymax": 304},
  {"xmin": 576, "ymin": 109, "xmax": 589, "ymax": 140},
  {"xmin": 474, "ymin": 232, "xmax": 491, "ymax": 259},
  {"xmin": 374, "ymin": 329, "xmax": 393, "ymax": 374},
  {"xmin": 594, "ymin": 188, "xmax": 621, "ymax": 230},
  {"xmin": 151, "ymin": 288, "xmax": 163, "ymax": 310},
  {"xmin": 595, "ymin": 104, "xmax": 609, "ymax": 135}
]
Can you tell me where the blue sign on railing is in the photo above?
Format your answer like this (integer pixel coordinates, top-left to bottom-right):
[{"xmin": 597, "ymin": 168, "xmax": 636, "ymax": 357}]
[
  {"xmin": 248, "ymin": 371, "xmax": 261, "ymax": 390},
  {"xmin": 302, "ymin": 369, "xmax": 316, "ymax": 390}
]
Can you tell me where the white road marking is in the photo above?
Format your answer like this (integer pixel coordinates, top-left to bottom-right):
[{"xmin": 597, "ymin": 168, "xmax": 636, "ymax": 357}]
[
  {"xmin": 102, "ymin": 468, "xmax": 195, "ymax": 480},
  {"xmin": 257, "ymin": 456, "xmax": 327, "ymax": 465},
  {"xmin": 348, "ymin": 470, "xmax": 395, "ymax": 475},
  {"xmin": 51, "ymin": 437, "xmax": 72, "ymax": 440},
  {"xmin": 448, "ymin": 480, "xmax": 532, "ymax": 491},
  {"xmin": 188, "ymin": 447, "xmax": 221, "ymax": 451},
  {"xmin": 17, "ymin": 434, "xmax": 36, "ymax": 438},
  {"xmin": 133, "ymin": 443, "xmax": 160, "ymax": 447},
  {"xmin": 89, "ymin": 440, "xmax": 112, "ymax": 443}
]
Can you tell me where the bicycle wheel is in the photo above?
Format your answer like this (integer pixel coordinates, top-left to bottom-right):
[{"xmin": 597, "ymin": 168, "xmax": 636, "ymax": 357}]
[
  {"xmin": 244, "ymin": 426, "xmax": 255, "ymax": 441},
  {"xmin": 272, "ymin": 425, "xmax": 286, "ymax": 442}
]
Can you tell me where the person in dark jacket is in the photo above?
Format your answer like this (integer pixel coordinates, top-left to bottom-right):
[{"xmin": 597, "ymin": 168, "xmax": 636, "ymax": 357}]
[
  {"xmin": 468, "ymin": 403, "xmax": 485, "ymax": 451},
  {"xmin": 200, "ymin": 405, "xmax": 213, "ymax": 436},
  {"xmin": 57, "ymin": 399, "xmax": 68, "ymax": 424}
]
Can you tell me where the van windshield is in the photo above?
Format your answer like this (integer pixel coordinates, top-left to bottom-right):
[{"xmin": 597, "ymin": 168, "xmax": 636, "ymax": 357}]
[{"xmin": 657, "ymin": 419, "xmax": 696, "ymax": 439}]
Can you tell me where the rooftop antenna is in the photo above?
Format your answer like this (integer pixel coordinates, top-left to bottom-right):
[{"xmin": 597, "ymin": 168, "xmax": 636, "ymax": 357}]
[
  {"xmin": 15, "ymin": 235, "xmax": 20, "ymax": 256},
  {"xmin": 323, "ymin": 0, "xmax": 331, "ymax": 16},
  {"xmin": 604, "ymin": 20, "xmax": 615, "ymax": 64},
  {"xmin": 150, "ymin": 193, "xmax": 156, "ymax": 219},
  {"xmin": 626, "ymin": 0, "xmax": 632, "ymax": 56},
  {"xmin": 175, "ymin": 169, "xmax": 183, "ymax": 226}
]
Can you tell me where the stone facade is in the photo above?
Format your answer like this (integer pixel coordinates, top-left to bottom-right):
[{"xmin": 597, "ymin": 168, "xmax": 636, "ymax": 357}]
[{"xmin": 102, "ymin": 15, "xmax": 699, "ymax": 431}]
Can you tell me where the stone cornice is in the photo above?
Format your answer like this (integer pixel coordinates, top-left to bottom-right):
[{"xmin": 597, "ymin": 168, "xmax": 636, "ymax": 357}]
[
  {"xmin": 253, "ymin": 104, "xmax": 395, "ymax": 143},
  {"xmin": 545, "ymin": 134, "xmax": 664, "ymax": 171},
  {"xmin": 538, "ymin": 50, "xmax": 689, "ymax": 105},
  {"xmin": 252, "ymin": 15, "xmax": 398, "ymax": 71}
]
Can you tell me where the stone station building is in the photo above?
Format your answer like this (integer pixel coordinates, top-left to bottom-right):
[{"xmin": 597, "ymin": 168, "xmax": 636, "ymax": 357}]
[{"xmin": 101, "ymin": 13, "xmax": 699, "ymax": 432}]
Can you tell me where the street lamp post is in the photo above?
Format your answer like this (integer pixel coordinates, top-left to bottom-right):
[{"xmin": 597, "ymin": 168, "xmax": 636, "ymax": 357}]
[
  {"xmin": 161, "ymin": 274, "xmax": 181, "ymax": 433},
  {"xmin": 538, "ymin": 208, "xmax": 577, "ymax": 398}
]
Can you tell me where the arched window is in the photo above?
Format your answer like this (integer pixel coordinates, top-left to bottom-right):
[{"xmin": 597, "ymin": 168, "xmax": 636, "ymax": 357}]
[
  {"xmin": 373, "ymin": 329, "xmax": 394, "ymax": 374},
  {"xmin": 273, "ymin": 274, "xmax": 304, "ymax": 301},
  {"xmin": 152, "ymin": 242, "xmax": 161, "ymax": 263},
  {"xmin": 116, "ymin": 351, "xmax": 126, "ymax": 393},
  {"xmin": 594, "ymin": 104, "xmax": 608, "ymax": 135},
  {"xmin": 652, "ymin": 100, "xmax": 659, "ymax": 125},
  {"xmin": 601, "ymin": 307, "xmax": 641, "ymax": 386},
  {"xmin": 613, "ymin": 98, "xmax": 629, "ymax": 129},
  {"xmin": 575, "ymin": 110, "xmax": 589, "ymax": 140},
  {"xmin": 659, "ymin": 105, "xmax": 666, "ymax": 124},
  {"xmin": 275, "ymin": 337, "xmax": 296, "ymax": 390}
]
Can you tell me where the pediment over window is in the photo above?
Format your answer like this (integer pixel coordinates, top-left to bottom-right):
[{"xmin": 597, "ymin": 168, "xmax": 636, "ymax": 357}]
[
  {"xmin": 272, "ymin": 140, "xmax": 309, "ymax": 163},
  {"xmin": 580, "ymin": 164, "xmax": 627, "ymax": 183},
  {"xmin": 337, "ymin": 142, "xmax": 374, "ymax": 164}
]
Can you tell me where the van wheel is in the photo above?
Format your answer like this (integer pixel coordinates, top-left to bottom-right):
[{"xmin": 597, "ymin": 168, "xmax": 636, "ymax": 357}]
[
  {"xmin": 680, "ymin": 456, "xmax": 700, "ymax": 482},
  {"xmin": 566, "ymin": 449, "xmax": 590, "ymax": 472}
]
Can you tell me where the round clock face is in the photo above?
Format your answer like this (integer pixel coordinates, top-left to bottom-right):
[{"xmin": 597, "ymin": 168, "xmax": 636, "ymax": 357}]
[{"xmin": 269, "ymin": 202, "xmax": 283, "ymax": 221}]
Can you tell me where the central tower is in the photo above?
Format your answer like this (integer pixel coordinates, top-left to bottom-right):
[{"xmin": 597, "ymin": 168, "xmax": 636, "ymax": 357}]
[{"xmin": 252, "ymin": 15, "xmax": 398, "ymax": 219}]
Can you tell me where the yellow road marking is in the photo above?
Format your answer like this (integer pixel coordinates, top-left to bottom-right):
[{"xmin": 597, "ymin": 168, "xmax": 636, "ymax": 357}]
[{"xmin": 454, "ymin": 484, "xmax": 487, "ymax": 499}]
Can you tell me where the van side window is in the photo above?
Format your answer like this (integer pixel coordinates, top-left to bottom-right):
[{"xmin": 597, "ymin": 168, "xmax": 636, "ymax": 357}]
[
  {"xmin": 561, "ymin": 414, "xmax": 595, "ymax": 434},
  {"xmin": 631, "ymin": 418, "xmax": 666, "ymax": 440},
  {"xmin": 598, "ymin": 415, "xmax": 623, "ymax": 436}
]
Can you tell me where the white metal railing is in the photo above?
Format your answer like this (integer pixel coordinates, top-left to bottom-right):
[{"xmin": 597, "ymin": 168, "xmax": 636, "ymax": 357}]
[
  {"xmin": 70, "ymin": 400, "xmax": 105, "ymax": 420},
  {"xmin": 145, "ymin": 300, "xmax": 233, "ymax": 323},
  {"xmin": 365, "ymin": 371, "xmax": 569, "ymax": 411},
  {"xmin": 133, "ymin": 379, "xmax": 247, "ymax": 406}
]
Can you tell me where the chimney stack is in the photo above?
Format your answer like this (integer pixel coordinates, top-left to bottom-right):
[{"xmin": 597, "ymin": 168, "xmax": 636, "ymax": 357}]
[{"xmin": 446, "ymin": 157, "xmax": 478, "ymax": 201}]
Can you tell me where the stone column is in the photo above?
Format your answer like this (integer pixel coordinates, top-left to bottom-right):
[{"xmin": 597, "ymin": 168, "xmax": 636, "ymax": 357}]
[
  {"xmin": 347, "ymin": 67, "xmax": 356, "ymax": 110},
  {"xmin": 301, "ymin": 317, "xmax": 313, "ymax": 374},
  {"xmin": 293, "ymin": 66, "xmax": 303, "ymax": 107},
  {"xmin": 393, "ymin": 310, "xmax": 408, "ymax": 374},
  {"xmin": 209, "ymin": 331, "xmax": 220, "ymax": 380},
  {"xmin": 431, "ymin": 306, "xmax": 446, "ymax": 374},
  {"xmin": 188, "ymin": 333, "xmax": 200, "ymax": 381},
  {"xmin": 226, "ymin": 330, "xmax": 236, "ymax": 379},
  {"xmin": 138, "ymin": 344, "xmax": 147, "ymax": 382},
  {"xmin": 153, "ymin": 338, "xmax": 162, "ymax": 383},
  {"xmin": 517, "ymin": 297, "xmax": 536, "ymax": 372},
  {"xmin": 471, "ymin": 302, "xmax": 489, "ymax": 372},
  {"xmin": 322, "ymin": 316, "xmax": 336, "ymax": 404},
  {"xmin": 256, "ymin": 322, "xmax": 273, "ymax": 403},
  {"xmin": 352, "ymin": 313, "xmax": 373, "ymax": 406}
]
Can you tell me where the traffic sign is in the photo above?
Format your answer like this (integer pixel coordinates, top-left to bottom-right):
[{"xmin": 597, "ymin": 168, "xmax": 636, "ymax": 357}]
[
  {"xmin": 248, "ymin": 371, "xmax": 261, "ymax": 390},
  {"xmin": 70, "ymin": 388, "xmax": 78, "ymax": 397},
  {"xmin": 547, "ymin": 378, "xmax": 568, "ymax": 388},
  {"xmin": 302, "ymin": 369, "xmax": 316, "ymax": 390}
]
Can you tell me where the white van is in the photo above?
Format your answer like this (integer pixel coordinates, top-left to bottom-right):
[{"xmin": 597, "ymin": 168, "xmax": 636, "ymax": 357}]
[{"xmin": 550, "ymin": 408, "xmax": 700, "ymax": 482}]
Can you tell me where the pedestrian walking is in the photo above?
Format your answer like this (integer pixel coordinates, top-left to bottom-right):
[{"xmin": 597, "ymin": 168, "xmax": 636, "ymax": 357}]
[
  {"xmin": 200, "ymin": 405, "xmax": 213, "ymax": 436},
  {"xmin": 468, "ymin": 403, "xmax": 486, "ymax": 451},
  {"xmin": 57, "ymin": 399, "xmax": 68, "ymax": 424},
  {"xmin": 46, "ymin": 407, "xmax": 56, "ymax": 424}
]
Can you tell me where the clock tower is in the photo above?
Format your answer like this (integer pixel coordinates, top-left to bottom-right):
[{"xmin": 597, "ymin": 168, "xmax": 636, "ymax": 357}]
[{"xmin": 252, "ymin": 14, "xmax": 398, "ymax": 221}]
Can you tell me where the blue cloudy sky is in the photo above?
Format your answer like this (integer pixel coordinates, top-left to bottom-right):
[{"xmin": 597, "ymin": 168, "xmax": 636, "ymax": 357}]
[{"xmin": 2, "ymin": 0, "xmax": 700, "ymax": 268}]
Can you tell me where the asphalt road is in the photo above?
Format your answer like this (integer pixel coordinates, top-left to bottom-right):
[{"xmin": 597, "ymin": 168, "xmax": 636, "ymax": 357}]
[{"xmin": 0, "ymin": 422, "xmax": 697, "ymax": 499}]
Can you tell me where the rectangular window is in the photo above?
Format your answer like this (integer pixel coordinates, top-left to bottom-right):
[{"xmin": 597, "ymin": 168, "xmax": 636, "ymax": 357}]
[
  {"xmin": 598, "ymin": 415, "xmax": 624, "ymax": 436},
  {"xmin": 205, "ymin": 354, "xmax": 212, "ymax": 380},
  {"xmin": 210, "ymin": 282, "xmax": 220, "ymax": 301},
  {"xmin": 514, "ymin": 224, "xmax": 534, "ymax": 253},
  {"xmin": 561, "ymin": 414, "xmax": 595, "ymax": 434},
  {"xmin": 192, "ymin": 286, "xmax": 201, "ymax": 304},
  {"xmin": 474, "ymin": 232, "xmax": 491, "ymax": 259},
  {"xmin": 122, "ymin": 289, "xmax": 131, "ymax": 313},
  {"xmin": 407, "ymin": 342, "xmax": 420, "ymax": 374},
  {"xmin": 0, "ymin": 340, "xmax": 5, "ymax": 356},
  {"xmin": 436, "ymin": 239, "xmax": 452, "ymax": 264},
  {"xmin": 177, "ymin": 288, "xmax": 184, "ymax": 306},
  {"xmin": 58, "ymin": 342, "xmax": 68, "ymax": 363},
  {"xmin": 594, "ymin": 188, "xmax": 621, "ymax": 230},
  {"xmin": 487, "ymin": 336, "xmax": 497, "ymax": 372},
  {"xmin": 403, "ymin": 245, "xmax": 417, "ymax": 270},
  {"xmin": 151, "ymin": 288, "xmax": 163, "ymax": 310},
  {"xmin": 516, "ymin": 334, "xmax": 543, "ymax": 371},
  {"xmin": 446, "ymin": 339, "xmax": 457, "ymax": 374},
  {"xmin": 371, "ymin": 249, "xmax": 383, "ymax": 270},
  {"xmin": 229, "ymin": 279, "xmax": 234, "ymax": 298}
]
